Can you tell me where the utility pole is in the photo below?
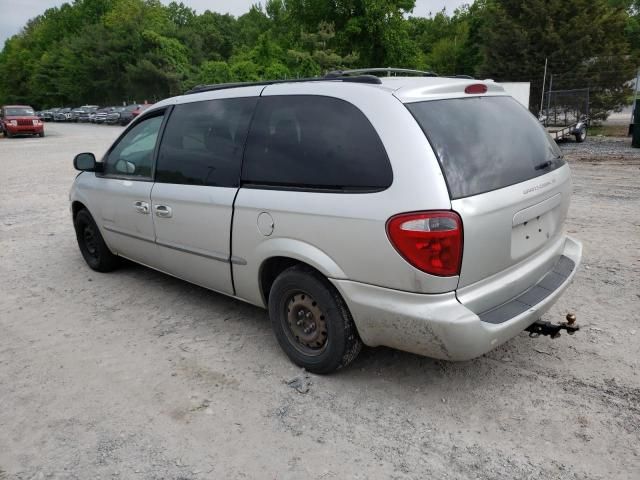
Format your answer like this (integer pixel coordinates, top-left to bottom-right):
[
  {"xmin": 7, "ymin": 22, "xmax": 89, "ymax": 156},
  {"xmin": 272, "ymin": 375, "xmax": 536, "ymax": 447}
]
[
  {"xmin": 539, "ymin": 57, "xmax": 548, "ymax": 119},
  {"xmin": 547, "ymin": 74, "xmax": 553, "ymax": 125},
  {"xmin": 630, "ymin": 67, "xmax": 640, "ymax": 136}
]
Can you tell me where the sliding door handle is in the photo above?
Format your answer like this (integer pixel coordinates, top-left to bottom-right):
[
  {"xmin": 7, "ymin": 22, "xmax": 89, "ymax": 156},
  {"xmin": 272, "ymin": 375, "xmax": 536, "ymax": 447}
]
[{"xmin": 154, "ymin": 204, "xmax": 173, "ymax": 218}]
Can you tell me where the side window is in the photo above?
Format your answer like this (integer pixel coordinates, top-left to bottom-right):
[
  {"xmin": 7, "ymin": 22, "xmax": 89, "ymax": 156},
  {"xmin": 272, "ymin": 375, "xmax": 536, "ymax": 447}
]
[
  {"xmin": 156, "ymin": 97, "xmax": 257, "ymax": 187},
  {"xmin": 104, "ymin": 114, "xmax": 164, "ymax": 178},
  {"xmin": 242, "ymin": 95, "xmax": 392, "ymax": 191}
]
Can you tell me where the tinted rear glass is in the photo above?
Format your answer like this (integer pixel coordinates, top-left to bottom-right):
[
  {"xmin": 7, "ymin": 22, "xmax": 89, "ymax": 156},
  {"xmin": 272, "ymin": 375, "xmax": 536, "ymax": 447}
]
[
  {"xmin": 407, "ymin": 96, "xmax": 564, "ymax": 199},
  {"xmin": 242, "ymin": 95, "xmax": 392, "ymax": 191}
]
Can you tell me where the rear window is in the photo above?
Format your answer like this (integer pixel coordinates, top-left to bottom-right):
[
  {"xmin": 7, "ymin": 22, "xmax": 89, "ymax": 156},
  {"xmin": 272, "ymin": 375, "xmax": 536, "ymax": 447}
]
[
  {"xmin": 242, "ymin": 95, "xmax": 392, "ymax": 191},
  {"xmin": 407, "ymin": 96, "xmax": 564, "ymax": 199}
]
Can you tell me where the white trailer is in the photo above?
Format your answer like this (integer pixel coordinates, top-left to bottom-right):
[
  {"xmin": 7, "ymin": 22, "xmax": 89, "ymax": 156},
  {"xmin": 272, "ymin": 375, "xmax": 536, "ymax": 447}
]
[{"xmin": 498, "ymin": 82, "xmax": 531, "ymax": 109}]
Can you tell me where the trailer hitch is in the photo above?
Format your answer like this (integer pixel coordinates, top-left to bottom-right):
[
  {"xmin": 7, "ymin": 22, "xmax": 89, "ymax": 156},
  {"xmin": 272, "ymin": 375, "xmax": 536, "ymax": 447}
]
[{"xmin": 526, "ymin": 314, "xmax": 579, "ymax": 339}]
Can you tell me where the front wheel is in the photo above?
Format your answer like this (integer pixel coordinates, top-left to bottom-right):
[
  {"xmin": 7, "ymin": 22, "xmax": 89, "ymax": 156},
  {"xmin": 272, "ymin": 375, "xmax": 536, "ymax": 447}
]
[
  {"xmin": 268, "ymin": 265, "xmax": 362, "ymax": 374},
  {"xmin": 74, "ymin": 209, "xmax": 119, "ymax": 272}
]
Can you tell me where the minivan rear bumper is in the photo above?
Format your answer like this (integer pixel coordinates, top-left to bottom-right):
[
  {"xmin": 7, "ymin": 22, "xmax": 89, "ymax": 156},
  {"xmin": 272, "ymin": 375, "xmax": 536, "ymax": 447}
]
[{"xmin": 332, "ymin": 235, "xmax": 582, "ymax": 361}]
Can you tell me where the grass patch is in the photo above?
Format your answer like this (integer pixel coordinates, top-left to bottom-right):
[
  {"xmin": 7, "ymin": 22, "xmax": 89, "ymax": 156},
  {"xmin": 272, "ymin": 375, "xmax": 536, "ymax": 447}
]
[{"xmin": 590, "ymin": 124, "xmax": 630, "ymax": 137}]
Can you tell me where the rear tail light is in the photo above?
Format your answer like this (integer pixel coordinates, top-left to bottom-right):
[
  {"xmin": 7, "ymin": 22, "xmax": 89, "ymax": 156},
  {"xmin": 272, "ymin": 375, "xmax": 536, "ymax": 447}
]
[{"xmin": 387, "ymin": 211, "xmax": 463, "ymax": 276}]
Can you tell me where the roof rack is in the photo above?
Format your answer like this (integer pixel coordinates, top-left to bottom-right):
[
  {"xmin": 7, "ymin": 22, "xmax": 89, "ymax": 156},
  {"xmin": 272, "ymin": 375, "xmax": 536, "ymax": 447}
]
[
  {"xmin": 185, "ymin": 74, "xmax": 382, "ymax": 95},
  {"xmin": 326, "ymin": 68, "xmax": 438, "ymax": 78}
]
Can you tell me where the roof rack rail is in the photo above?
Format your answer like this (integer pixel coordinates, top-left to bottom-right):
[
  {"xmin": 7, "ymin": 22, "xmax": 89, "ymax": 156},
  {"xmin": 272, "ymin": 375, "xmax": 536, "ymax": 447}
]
[
  {"xmin": 184, "ymin": 74, "xmax": 382, "ymax": 95},
  {"xmin": 446, "ymin": 74, "xmax": 475, "ymax": 79},
  {"xmin": 326, "ymin": 68, "xmax": 438, "ymax": 78}
]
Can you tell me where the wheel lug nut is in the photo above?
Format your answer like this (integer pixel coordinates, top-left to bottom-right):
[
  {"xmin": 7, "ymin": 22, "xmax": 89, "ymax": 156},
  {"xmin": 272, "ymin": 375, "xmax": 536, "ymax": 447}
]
[
  {"xmin": 296, "ymin": 320, "xmax": 303, "ymax": 326},
  {"xmin": 306, "ymin": 312, "xmax": 313, "ymax": 319}
]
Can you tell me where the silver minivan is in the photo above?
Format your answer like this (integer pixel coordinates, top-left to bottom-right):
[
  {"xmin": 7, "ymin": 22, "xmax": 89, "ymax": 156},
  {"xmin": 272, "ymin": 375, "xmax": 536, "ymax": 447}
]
[{"xmin": 70, "ymin": 70, "xmax": 582, "ymax": 373}]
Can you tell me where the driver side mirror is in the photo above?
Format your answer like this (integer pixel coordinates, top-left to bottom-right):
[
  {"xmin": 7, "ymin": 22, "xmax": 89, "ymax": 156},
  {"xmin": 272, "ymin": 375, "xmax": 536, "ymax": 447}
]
[{"xmin": 74, "ymin": 152, "xmax": 98, "ymax": 172}]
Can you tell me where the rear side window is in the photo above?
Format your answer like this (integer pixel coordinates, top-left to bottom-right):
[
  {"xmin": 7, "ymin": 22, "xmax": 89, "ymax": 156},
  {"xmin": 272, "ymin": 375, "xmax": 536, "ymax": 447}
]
[
  {"xmin": 156, "ymin": 97, "xmax": 257, "ymax": 187},
  {"xmin": 242, "ymin": 95, "xmax": 392, "ymax": 191},
  {"xmin": 407, "ymin": 96, "xmax": 564, "ymax": 199}
]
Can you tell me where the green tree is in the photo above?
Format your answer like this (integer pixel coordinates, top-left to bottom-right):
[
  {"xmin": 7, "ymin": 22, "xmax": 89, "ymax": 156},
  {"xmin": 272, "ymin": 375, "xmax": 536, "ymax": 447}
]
[
  {"xmin": 479, "ymin": 0, "xmax": 635, "ymax": 119},
  {"xmin": 0, "ymin": 0, "xmax": 635, "ymax": 114}
]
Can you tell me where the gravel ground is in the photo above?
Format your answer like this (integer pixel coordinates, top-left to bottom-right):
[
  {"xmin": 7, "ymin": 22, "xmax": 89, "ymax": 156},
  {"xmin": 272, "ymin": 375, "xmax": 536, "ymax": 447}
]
[{"xmin": 0, "ymin": 124, "xmax": 639, "ymax": 479}]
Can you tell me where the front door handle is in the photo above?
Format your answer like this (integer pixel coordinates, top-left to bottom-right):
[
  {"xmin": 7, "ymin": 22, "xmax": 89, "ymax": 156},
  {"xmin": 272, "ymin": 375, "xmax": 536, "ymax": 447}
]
[
  {"xmin": 154, "ymin": 204, "xmax": 173, "ymax": 218},
  {"xmin": 134, "ymin": 201, "xmax": 149, "ymax": 214}
]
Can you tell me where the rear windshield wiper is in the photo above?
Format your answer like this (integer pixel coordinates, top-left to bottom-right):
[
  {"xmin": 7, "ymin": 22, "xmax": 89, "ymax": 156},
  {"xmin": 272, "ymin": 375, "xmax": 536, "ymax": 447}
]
[
  {"xmin": 534, "ymin": 155, "xmax": 562, "ymax": 171},
  {"xmin": 534, "ymin": 160, "xmax": 553, "ymax": 170}
]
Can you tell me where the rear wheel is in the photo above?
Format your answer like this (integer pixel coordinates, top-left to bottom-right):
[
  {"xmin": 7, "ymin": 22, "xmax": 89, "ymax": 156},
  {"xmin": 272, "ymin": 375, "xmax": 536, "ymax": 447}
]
[
  {"xmin": 575, "ymin": 125, "xmax": 587, "ymax": 143},
  {"xmin": 268, "ymin": 265, "xmax": 362, "ymax": 374},
  {"xmin": 74, "ymin": 209, "xmax": 119, "ymax": 272}
]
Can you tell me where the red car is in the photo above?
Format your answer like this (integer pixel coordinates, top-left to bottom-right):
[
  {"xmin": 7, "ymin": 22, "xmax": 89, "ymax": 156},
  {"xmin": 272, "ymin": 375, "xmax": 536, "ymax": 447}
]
[
  {"xmin": 1, "ymin": 105, "xmax": 45, "ymax": 138},
  {"xmin": 131, "ymin": 103, "xmax": 152, "ymax": 118}
]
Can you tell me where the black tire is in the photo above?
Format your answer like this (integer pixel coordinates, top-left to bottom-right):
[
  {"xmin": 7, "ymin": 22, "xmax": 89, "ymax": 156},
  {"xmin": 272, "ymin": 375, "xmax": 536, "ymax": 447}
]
[
  {"xmin": 74, "ymin": 209, "xmax": 119, "ymax": 272},
  {"xmin": 38, "ymin": 132, "xmax": 45, "ymax": 138},
  {"xmin": 268, "ymin": 265, "xmax": 362, "ymax": 374},
  {"xmin": 575, "ymin": 125, "xmax": 587, "ymax": 143},
  {"xmin": 4, "ymin": 130, "xmax": 11, "ymax": 138}
]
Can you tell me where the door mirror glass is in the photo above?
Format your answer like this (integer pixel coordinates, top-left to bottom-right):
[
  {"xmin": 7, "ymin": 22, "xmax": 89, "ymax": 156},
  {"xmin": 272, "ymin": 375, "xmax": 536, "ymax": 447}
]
[{"xmin": 74, "ymin": 152, "xmax": 97, "ymax": 171}]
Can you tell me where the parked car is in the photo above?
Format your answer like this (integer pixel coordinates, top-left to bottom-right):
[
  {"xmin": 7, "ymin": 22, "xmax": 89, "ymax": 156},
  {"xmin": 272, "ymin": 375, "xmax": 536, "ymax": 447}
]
[
  {"xmin": 118, "ymin": 104, "xmax": 141, "ymax": 126},
  {"xmin": 93, "ymin": 107, "xmax": 114, "ymax": 124},
  {"xmin": 1, "ymin": 105, "xmax": 44, "ymax": 137},
  {"xmin": 71, "ymin": 106, "xmax": 98, "ymax": 122},
  {"xmin": 118, "ymin": 103, "xmax": 153, "ymax": 126},
  {"xmin": 42, "ymin": 108, "xmax": 60, "ymax": 122},
  {"xmin": 105, "ymin": 106, "xmax": 126, "ymax": 125},
  {"xmin": 132, "ymin": 104, "xmax": 152, "ymax": 119},
  {"xmin": 69, "ymin": 72, "xmax": 582, "ymax": 373},
  {"xmin": 75, "ymin": 106, "xmax": 99, "ymax": 122},
  {"xmin": 88, "ymin": 110, "xmax": 99, "ymax": 123},
  {"xmin": 54, "ymin": 107, "xmax": 73, "ymax": 121},
  {"xmin": 70, "ymin": 108, "xmax": 83, "ymax": 122}
]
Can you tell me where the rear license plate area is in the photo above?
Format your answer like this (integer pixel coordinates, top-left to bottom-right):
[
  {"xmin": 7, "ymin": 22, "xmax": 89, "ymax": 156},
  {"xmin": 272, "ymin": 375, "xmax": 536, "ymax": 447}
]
[{"xmin": 511, "ymin": 210, "xmax": 558, "ymax": 259}]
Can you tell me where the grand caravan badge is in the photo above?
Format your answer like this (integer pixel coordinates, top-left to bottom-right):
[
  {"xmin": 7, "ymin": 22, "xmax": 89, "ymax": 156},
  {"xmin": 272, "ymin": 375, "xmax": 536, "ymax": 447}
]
[{"xmin": 523, "ymin": 178, "xmax": 556, "ymax": 195}]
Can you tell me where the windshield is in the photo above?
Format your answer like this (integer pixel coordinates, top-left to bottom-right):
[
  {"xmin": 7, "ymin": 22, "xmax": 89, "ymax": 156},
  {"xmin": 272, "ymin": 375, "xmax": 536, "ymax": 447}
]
[
  {"xmin": 5, "ymin": 107, "xmax": 35, "ymax": 116},
  {"xmin": 407, "ymin": 96, "xmax": 564, "ymax": 199}
]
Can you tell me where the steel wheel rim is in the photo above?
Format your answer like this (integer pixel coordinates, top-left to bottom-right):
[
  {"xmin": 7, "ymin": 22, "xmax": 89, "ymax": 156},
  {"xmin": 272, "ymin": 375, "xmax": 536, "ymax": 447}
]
[
  {"xmin": 283, "ymin": 291, "xmax": 328, "ymax": 356},
  {"xmin": 83, "ymin": 224, "xmax": 99, "ymax": 257}
]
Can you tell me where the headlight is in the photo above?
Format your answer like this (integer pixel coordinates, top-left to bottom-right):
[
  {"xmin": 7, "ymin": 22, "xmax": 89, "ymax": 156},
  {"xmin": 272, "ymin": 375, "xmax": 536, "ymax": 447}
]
[
  {"xmin": 32, "ymin": 119, "xmax": 41, "ymax": 126},
  {"xmin": 9, "ymin": 120, "xmax": 17, "ymax": 126}
]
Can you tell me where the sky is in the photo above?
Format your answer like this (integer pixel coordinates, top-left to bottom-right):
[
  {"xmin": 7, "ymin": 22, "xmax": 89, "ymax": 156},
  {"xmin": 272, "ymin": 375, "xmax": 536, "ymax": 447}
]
[{"xmin": 0, "ymin": 0, "xmax": 470, "ymax": 46}]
